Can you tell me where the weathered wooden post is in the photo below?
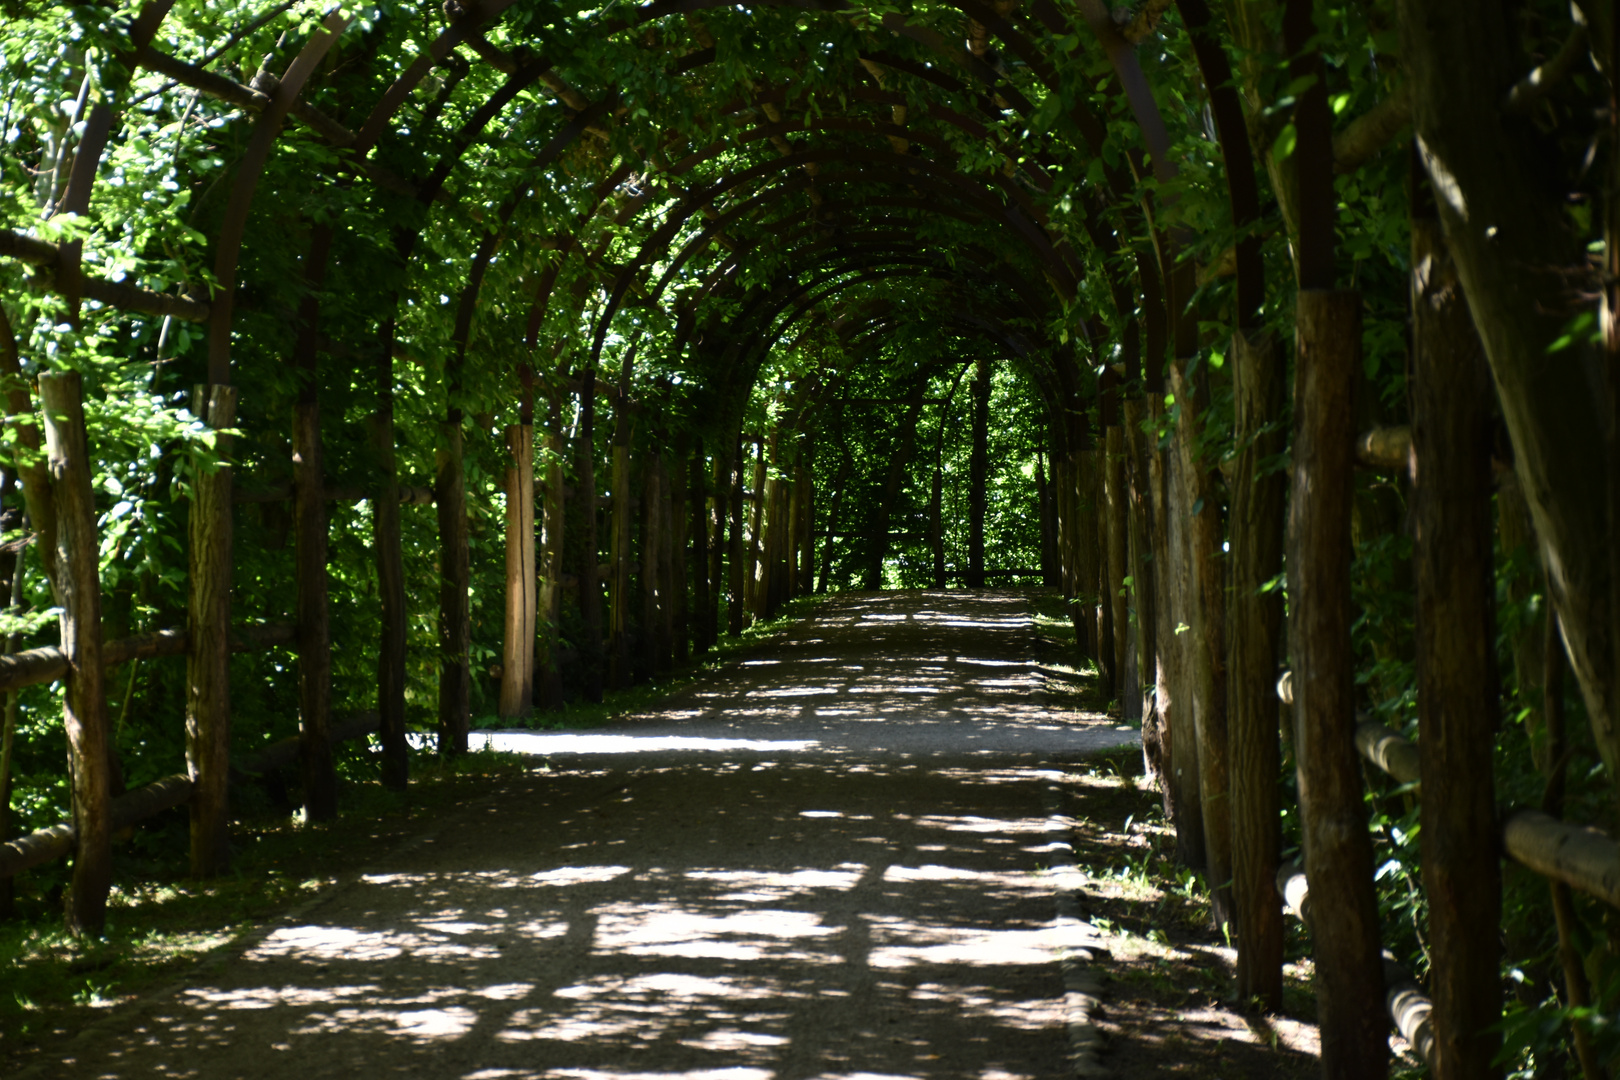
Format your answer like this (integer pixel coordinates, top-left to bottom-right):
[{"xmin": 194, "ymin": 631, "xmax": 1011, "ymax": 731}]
[
  {"xmin": 185, "ymin": 380, "xmax": 235, "ymax": 877},
  {"xmin": 41, "ymin": 372, "xmax": 113, "ymax": 931},
  {"xmin": 293, "ymin": 394, "xmax": 335, "ymax": 820},
  {"xmin": 1227, "ymin": 329, "xmax": 1286, "ymax": 1008},
  {"xmin": 436, "ymin": 415, "xmax": 470, "ymax": 755},
  {"xmin": 1291, "ymin": 289, "xmax": 1386, "ymax": 1077},
  {"xmin": 1412, "ymin": 189, "xmax": 1502, "ymax": 1079},
  {"xmin": 373, "ymin": 336, "xmax": 408, "ymax": 789},
  {"xmin": 499, "ymin": 422, "xmax": 536, "ymax": 718},
  {"xmin": 537, "ymin": 394, "xmax": 567, "ymax": 708}
]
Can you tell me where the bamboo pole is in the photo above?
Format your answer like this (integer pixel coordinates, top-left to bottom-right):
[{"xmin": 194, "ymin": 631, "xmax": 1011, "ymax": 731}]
[
  {"xmin": 185, "ymin": 382, "xmax": 236, "ymax": 877},
  {"xmin": 40, "ymin": 373, "xmax": 112, "ymax": 933}
]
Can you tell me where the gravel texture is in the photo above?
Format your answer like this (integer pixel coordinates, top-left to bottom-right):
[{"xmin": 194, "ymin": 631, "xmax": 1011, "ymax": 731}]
[{"xmin": 33, "ymin": 590, "xmax": 1138, "ymax": 1079}]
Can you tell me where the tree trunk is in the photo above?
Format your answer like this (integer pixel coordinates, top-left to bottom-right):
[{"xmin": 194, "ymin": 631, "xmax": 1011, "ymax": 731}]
[
  {"xmin": 1170, "ymin": 358, "xmax": 1232, "ymax": 929},
  {"xmin": 797, "ymin": 464, "xmax": 814, "ymax": 593},
  {"xmin": 186, "ymin": 382, "xmax": 235, "ymax": 876},
  {"xmin": 709, "ymin": 452, "xmax": 726, "ymax": 644},
  {"xmin": 372, "ymin": 344, "xmax": 408, "ymax": 789},
  {"xmin": 294, "ymin": 400, "xmax": 335, "ymax": 820},
  {"xmin": 1074, "ymin": 450, "xmax": 1101, "ymax": 666},
  {"xmin": 1227, "ymin": 329, "xmax": 1286, "ymax": 1008},
  {"xmin": 499, "ymin": 424, "xmax": 535, "ymax": 719},
  {"xmin": 746, "ymin": 442, "xmax": 765, "ymax": 611},
  {"xmin": 819, "ymin": 452, "xmax": 849, "ymax": 594},
  {"xmin": 967, "ymin": 358, "xmax": 991, "ymax": 588},
  {"xmin": 436, "ymin": 420, "xmax": 471, "ymax": 754},
  {"xmin": 1290, "ymin": 288, "xmax": 1386, "ymax": 1079},
  {"xmin": 1412, "ymin": 209, "xmax": 1502, "ymax": 1080},
  {"xmin": 1125, "ymin": 398, "xmax": 1166, "ymax": 791},
  {"xmin": 1105, "ymin": 423, "xmax": 1130, "ymax": 703},
  {"xmin": 40, "ymin": 373, "xmax": 111, "ymax": 934},
  {"xmin": 867, "ymin": 400, "xmax": 924, "ymax": 591},
  {"xmin": 1036, "ymin": 451, "xmax": 1060, "ymax": 588},
  {"xmin": 639, "ymin": 449, "xmax": 663, "ymax": 681}
]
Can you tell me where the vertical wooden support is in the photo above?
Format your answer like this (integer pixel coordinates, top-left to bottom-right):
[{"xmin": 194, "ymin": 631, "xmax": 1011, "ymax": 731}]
[
  {"xmin": 1153, "ymin": 390, "xmax": 1206, "ymax": 869},
  {"xmin": 746, "ymin": 442, "xmax": 765, "ymax": 613},
  {"xmin": 639, "ymin": 450, "xmax": 663, "ymax": 681},
  {"xmin": 436, "ymin": 419, "xmax": 470, "ymax": 755},
  {"xmin": 1227, "ymin": 329, "xmax": 1286, "ymax": 1008},
  {"xmin": 294, "ymin": 398, "xmax": 336, "ymax": 819},
  {"xmin": 41, "ymin": 372, "xmax": 112, "ymax": 931},
  {"xmin": 1290, "ymin": 288, "xmax": 1385, "ymax": 1078},
  {"xmin": 727, "ymin": 442, "xmax": 745, "ymax": 634},
  {"xmin": 373, "ymin": 344, "xmax": 407, "ymax": 789},
  {"xmin": 537, "ymin": 397, "xmax": 567, "ymax": 708},
  {"xmin": 1171, "ymin": 357, "xmax": 1232, "ymax": 927},
  {"xmin": 499, "ymin": 424, "xmax": 536, "ymax": 719},
  {"xmin": 1104, "ymin": 420, "xmax": 1129, "ymax": 699},
  {"xmin": 577, "ymin": 371, "xmax": 604, "ymax": 703},
  {"xmin": 710, "ymin": 452, "xmax": 727, "ymax": 643},
  {"xmin": 671, "ymin": 442, "xmax": 688, "ymax": 665},
  {"xmin": 185, "ymin": 381, "xmax": 235, "ymax": 879},
  {"xmin": 1412, "ymin": 210, "xmax": 1502, "ymax": 1080},
  {"xmin": 608, "ymin": 439, "xmax": 632, "ymax": 689},
  {"xmin": 967, "ymin": 357, "xmax": 990, "ymax": 588},
  {"xmin": 691, "ymin": 443, "xmax": 709, "ymax": 656}
]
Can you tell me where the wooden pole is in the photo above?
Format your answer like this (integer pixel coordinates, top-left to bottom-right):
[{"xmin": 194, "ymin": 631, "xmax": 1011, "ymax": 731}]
[
  {"xmin": 1290, "ymin": 288, "xmax": 1386, "ymax": 1078},
  {"xmin": 40, "ymin": 372, "xmax": 112, "ymax": 932},
  {"xmin": 576, "ymin": 371, "xmax": 604, "ymax": 703},
  {"xmin": 690, "ymin": 442, "xmax": 709, "ymax": 656},
  {"xmin": 436, "ymin": 418, "xmax": 470, "ymax": 755},
  {"xmin": 1104, "ymin": 403, "xmax": 1129, "ymax": 701},
  {"xmin": 1170, "ymin": 356, "xmax": 1232, "ymax": 929},
  {"xmin": 1227, "ymin": 329, "xmax": 1286, "ymax": 1008},
  {"xmin": 670, "ymin": 443, "xmax": 688, "ymax": 666},
  {"xmin": 184, "ymin": 381, "xmax": 235, "ymax": 877},
  {"xmin": 499, "ymin": 423, "xmax": 536, "ymax": 718},
  {"xmin": 1073, "ymin": 449, "xmax": 1100, "ymax": 663},
  {"xmin": 537, "ymin": 396, "xmax": 566, "ymax": 707},
  {"xmin": 709, "ymin": 452, "xmax": 726, "ymax": 644},
  {"xmin": 728, "ymin": 440, "xmax": 745, "ymax": 635},
  {"xmin": 798, "ymin": 463, "xmax": 814, "ymax": 593},
  {"xmin": 293, "ymin": 398, "xmax": 335, "ymax": 819},
  {"xmin": 639, "ymin": 449, "xmax": 663, "ymax": 681},
  {"xmin": 373, "ymin": 338, "xmax": 408, "ymax": 789},
  {"xmin": 1124, "ymin": 398, "xmax": 1162, "ymax": 775},
  {"xmin": 1412, "ymin": 207, "xmax": 1502, "ymax": 1080},
  {"xmin": 1096, "ymin": 445, "xmax": 1117, "ymax": 698},
  {"xmin": 967, "ymin": 357, "xmax": 990, "ymax": 588}
]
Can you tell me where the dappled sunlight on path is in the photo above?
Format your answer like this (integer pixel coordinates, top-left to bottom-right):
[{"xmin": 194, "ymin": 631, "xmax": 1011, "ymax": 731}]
[{"xmin": 36, "ymin": 591, "xmax": 1135, "ymax": 1080}]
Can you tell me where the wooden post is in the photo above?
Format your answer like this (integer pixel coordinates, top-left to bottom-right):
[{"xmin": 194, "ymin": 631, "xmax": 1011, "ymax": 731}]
[
  {"xmin": 436, "ymin": 418, "xmax": 471, "ymax": 755},
  {"xmin": 576, "ymin": 371, "xmax": 604, "ymax": 703},
  {"xmin": 1096, "ymin": 448, "xmax": 1117, "ymax": 698},
  {"xmin": 499, "ymin": 423, "xmax": 535, "ymax": 719},
  {"xmin": 293, "ymin": 398, "xmax": 336, "ymax": 819},
  {"xmin": 537, "ymin": 396, "xmax": 566, "ymax": 708},
  {"xmin": 1104, "ymin": 392, "xmax": 1129, "ymax": 700},
  {"xmin": 185, "ymin": 381, "xmax": 235, "ymax": 878},
  {"xmin": 1170, "ymin": 356, "xmax": 1233, "ymax": 928},
  {"xmin": 639, "ymin": 449, "xmax": 663, "ymax": 681},
  {"xmin": 1412, "ymin": 209, "xmax": 1502, "ymax": 1079},
  {"xmin": 746, "ymin": 441, "xmax": 765, "ymax": 612},
  {"xmin": 709, "ymin": 452, "xmax": 726, "ymax": 644},
  {"xmin": 728, "ymin": 440, "xmax": 745, "ymax": 634},
  {"xmin": 41, "ymin": 372, "xmax": 112, "ymax": 932},
  {"xmin": 1290, "ymin": 288, "xmax": 1386, "ymax": 1078},
  {"xmin": 608, "ymin": 438, "xmax": 632, "ymax": 689},
  {"xmin": 690, "ymin": 443, "xmax": 709, "ymax": 656},
  {"xmin": 671, "ymin": 442, "xmax": 688, "ymax": 665},
  {"xmin": 1227, "ymin": 329, "xmax": 1286, "ymax": 1008},
  {"xmin": 1124, "ymin": 398, "xmax": 1162, "ymax": 766},
  {"xmin": 373, "ymin": 342, "xmax": 408, "ymax": 789},
  {"xmin": 967, "ymin": 357, "xmax": 990, "ymax": 588},
  {"xmin": 797, "ymin": 463, "xmax": 814, "ymax": 593},
  {"xmin": 1073, "ymin": 449, "xmax": 1100, "ymax": 663}
]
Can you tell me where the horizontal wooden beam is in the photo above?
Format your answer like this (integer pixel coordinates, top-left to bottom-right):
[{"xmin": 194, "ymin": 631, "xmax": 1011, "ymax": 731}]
[
  {"xmin": 0, "ymin": 711, "xmax": 378, "ymax": 880},
  {"xmin": 0, "ymin": 229, "xmax": 211, "ymax": 324},
  {"xmin": 0, "ymin": 621, "xmax": 292, "ymax": 696}
]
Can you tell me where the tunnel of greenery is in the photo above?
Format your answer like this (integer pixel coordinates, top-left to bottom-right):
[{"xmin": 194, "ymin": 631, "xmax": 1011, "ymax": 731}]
[{"xmin": 3, "ymin": 0, "xmax": 1620, "ymax": 1075}]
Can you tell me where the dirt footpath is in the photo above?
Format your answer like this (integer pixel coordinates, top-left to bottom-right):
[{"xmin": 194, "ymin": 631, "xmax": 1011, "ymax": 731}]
[{"xmin": 31, "ymin": 591, "xmax": 1142, "ymax": 1079}]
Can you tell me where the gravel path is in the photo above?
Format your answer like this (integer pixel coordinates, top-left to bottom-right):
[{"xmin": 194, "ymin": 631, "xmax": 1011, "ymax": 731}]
[{"xmin": 41, "ymin": 590, "xmax": 1138, "ymax": 1080}]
